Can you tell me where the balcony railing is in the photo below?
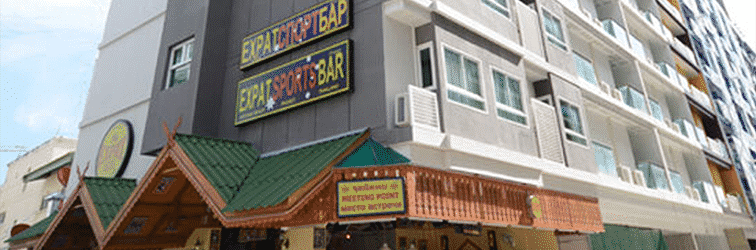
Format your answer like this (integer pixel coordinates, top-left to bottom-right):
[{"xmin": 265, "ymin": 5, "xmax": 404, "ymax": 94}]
[
  {"xmin": 333, "ymin": 165, "xmax": 604, "ymax": 232},
  {"xmin": 618, "ymin": 85, "xmax": 647, "ymax": 112},
  {"xmin": 687, "ymin": 86, "xmax": 713, "ymax": 110},
  {"xmin": 706, "ymin": 137, "xmax": 729, "ymax": 160},
  {"xmin": 602, "ymin": 19, "xmax": 630, "ymax": 48},
  {"xmin": 671, "ymin": 38, "xmax": 697, "ymax": 65}
]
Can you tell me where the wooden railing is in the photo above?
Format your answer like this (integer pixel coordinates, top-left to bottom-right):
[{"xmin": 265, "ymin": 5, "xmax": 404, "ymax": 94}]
[{"xmin": 333, "ymin": 165, "xmax": 604, "ymax": 232}]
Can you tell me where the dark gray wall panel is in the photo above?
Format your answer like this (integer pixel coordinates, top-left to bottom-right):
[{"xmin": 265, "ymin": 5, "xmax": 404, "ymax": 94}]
[{"xmin": 144, "ymin": 0, "xmax": 388, "ymax": 155}]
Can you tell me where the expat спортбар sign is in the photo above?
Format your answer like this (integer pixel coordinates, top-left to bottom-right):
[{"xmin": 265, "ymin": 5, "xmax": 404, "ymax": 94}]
[
  {"xmin": 337, "ymin": 178, "xmax": 406, "ymax": 218},
  {"xmin": 240, "ymin": 0, "xmax": 350, "ymax": 69},
  {"xmin": 235, "ymin": 40, "xmax": 351, "ymax": 125}
]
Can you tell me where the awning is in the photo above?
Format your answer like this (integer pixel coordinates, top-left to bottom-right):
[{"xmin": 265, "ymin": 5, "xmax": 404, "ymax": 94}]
[{"xmin": 22, "ymin": 152, "xmax": 74, "ymax": 183}]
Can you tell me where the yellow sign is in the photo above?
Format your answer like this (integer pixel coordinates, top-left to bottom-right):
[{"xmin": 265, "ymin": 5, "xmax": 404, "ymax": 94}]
[
  {"xmin": 337, "ymin": 178, "xmax": 405, "ymax": 217},
  {"xmin": 528, "ymin": 195, "xmax": 542, "ymax": 219},
  {"xmin": 95, "ymin": 120, "xmax": 133, "ymax": 178}
]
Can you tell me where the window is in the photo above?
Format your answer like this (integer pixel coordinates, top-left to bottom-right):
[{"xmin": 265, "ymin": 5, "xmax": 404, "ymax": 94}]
[
  {"xmin": 444, "ymin": 47, "xmax": 485, "ymax": 111},
  {"xmin": 573, "ymin": 52, "xmax": 597, "ymax": 85},
  {"xmin": 542, "ymin": 10, "xmax": 566, "ymax": 50},
  {"xmin": 482, "ymin": 0, "xmax": 510, "ymax": 18},
  {"xmin": 560, "ymin": 100, "xmax": 587, "ymax": 145},
  {"xmin": 417, "ymin": 43, "xmax": 435, "ymax": 88},
  {"xmin": 165, "ymin": 38, "xmax": 194, "ymax": 89},
  {"xmin": 593, "ymin": 142, "xmax": 617, "ymax": 177},
  {"xmin": 492, "ymin": 69, "xmax": 526, "ymax": 125},
  {"xmin": 41, "ymin": 193, "xmax": 63, "ymax": 217},
  {"xmin": 0, "ymin": 212, "xmax": 4, "ymax": 224}
]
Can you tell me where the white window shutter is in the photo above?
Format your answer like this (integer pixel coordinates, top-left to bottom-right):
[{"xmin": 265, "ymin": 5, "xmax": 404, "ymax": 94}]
[{"xmin": 531, "ymin": 98, "xmax": 565, "ymax": 164}]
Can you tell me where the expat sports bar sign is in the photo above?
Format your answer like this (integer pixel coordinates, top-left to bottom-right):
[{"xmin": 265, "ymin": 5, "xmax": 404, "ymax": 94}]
[
  {"xmin": 235, "ymin": 40, "xmax": 351, "ymax": 125},
  {"xmin": 240, "ymin": 0, "xmax": 350, "ymax": 69},
  {"xmin": 337, "ymin": 178, "xmax": 406, "ymax": 218}
]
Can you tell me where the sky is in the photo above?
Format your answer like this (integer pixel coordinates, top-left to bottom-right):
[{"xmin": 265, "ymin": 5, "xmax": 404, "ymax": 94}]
[
  {"xmin": 722, "ymin": 0, "xmax": 756, "ymax": 49},
  {"xmin": 0, "ymin": 0, "xmax": 753, "ymax": 186},
  {"xmin": 0, "ymin": 0, "xmax": 111, "ymax": 185}
]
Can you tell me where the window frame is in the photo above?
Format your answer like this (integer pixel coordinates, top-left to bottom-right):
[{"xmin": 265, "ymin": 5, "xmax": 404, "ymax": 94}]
[
  {"xmin": 490, "ymin": 66, "xmax": 528, "ymax": 127},
  {"xmin": 441, "ymin": 44, "xmax": 488, "ymax": 113},
  {"xmin": 542, "ymin": 9, "xmax": 567, "ymax": 51},
  {"xmin": 559, "ymin": 99, "xmax": 588, "ymax": 147},
  {"xmin": 165, "ymin": 38, "xmax": 195, "ymax": 89},
  {"xmin": 482, "ymin": 0, "xmax": 511, "ymax": 18},
  {"xmin": 416, "ymin": 42, "xmax": 437, "ymax": 90}
]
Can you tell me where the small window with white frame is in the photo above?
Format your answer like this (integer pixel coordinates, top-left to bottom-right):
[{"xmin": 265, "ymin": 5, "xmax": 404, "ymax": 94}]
[
  {"xmin": 416, "ymin": 42, "xmax": 436, "ymax": 89},
  {"xmin": 492, "ymin": 69, "xmax": 527, "ymax": 125},
  {"xmin": 482, "ymin": 0, "xmax": 510, "ymax": 18},
  {"xmin": 542, "ymin": 10, "xmax": 567, "ymax": 51},
  {"xmin": 560, "ymin": 99, "xmax": 587, "ymax": 145},
  {"xmin": 443, "ymin": 46, "xmax": 486, "ymax": 111},
  {"xmin": 165, "ymin": 38, "xmax": 194, "ymax": 89}
]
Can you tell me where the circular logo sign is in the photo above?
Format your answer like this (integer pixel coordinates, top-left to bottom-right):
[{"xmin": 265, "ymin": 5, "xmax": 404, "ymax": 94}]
[{"xmin": 95, "ymin": 120, "xmax": 133, "ymax": 178}]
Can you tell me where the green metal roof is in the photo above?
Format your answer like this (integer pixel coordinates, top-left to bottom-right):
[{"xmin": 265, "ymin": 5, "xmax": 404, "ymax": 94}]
[
  {"xmin": 22, "ymin": 152, "xmax": 74, "ymax": 183},
  {"xmin": 336, "ymin": 138, "xmax": 410, "ymax": 168},
  {"xmin": 5, "ymin": 211, "xmax": 58, "ymax": 243},
  {"xmin": 222, "ymin": 131, "xmax": 364, "ymax": 213},
  {"xmin": 83, "ymin": 177, "xmax": 137, "ymax": 229},
  {"xmin": 174, "ymin": 134, "xmax": 260, "ymax": 202}
]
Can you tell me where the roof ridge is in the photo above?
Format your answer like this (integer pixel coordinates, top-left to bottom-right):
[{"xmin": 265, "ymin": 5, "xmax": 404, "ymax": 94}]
[
  {"xmin": 175, "ymin": 133, "xmax": 256, "ymax": 147},
  {"xmin": 259, "ymin": 128, "xmax": 368, "ymax": 158}
]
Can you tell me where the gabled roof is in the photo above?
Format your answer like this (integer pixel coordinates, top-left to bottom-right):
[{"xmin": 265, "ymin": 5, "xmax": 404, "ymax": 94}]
[
  {"xmin": 83, "ymin": 177, "xmax": 137, "ymax": 229},
  {"xmin": 5, "ymin": 211, "xmax": 58, "ymax": 242},
  {"xmin": 336, "ymin": 138, "xmax": 410, "ymax": 168},
  {"xmin": 222, "ymin": 131, "xmax": 364, "ymax": 213},
  {"xmin": 174, "ymin": 134, "xmax": 259, "ymax": 202}
]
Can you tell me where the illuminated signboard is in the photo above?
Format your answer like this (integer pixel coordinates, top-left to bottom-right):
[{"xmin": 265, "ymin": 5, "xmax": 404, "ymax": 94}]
[
  {"xmin": 95, "ymin": 120, "xmax": 133, "ymax": 178},
  {"xmin": 240, "ymin": 0, "xmax": 350, "ymax": 69},
  {"xmin": 337, "ymin": 178, "xmax": 406, "ymax": 217},
  {"xmin": 235, "ymin": 40, "xmax": 351, "ymax": 125}
]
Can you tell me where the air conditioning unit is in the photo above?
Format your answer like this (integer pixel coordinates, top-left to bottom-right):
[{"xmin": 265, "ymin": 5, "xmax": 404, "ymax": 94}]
[
  {"xmin": 691, "ymin": 188, "xmax": 701, "ymax": 201},
  {"xmin": 394, "ymin": 93, "xmax": 409, "ymax": 127},
  {"xmin": 727, "ymin": 194, "xmax": 742, "ymax": 213},
  {"xmin": 618, "ymin": 165, "xmax": 633, "ymax": 183},
  {"xmin": 600, "ymin": 81, "xmax": 611, "ymax": 95},
  {"xmin": 612, "ymin": 89, "xmax": 624, "ymax": 102},
  {"xmin": 685, "ymin": 186, "xmax": 698, "ymax": 200},
  {"xmin": 632, "ymin": 169, "xmax": 646, "ymax": 187},
  {"xmin": 593, "ymin": 18, "xmax": 602, "ymax": 27}
]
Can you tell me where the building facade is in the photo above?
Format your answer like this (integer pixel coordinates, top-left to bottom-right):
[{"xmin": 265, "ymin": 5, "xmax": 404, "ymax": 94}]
[
  {"xmin": 0, "ymin": 137, "xmax": 75, "ymax": 250},
  {"xmin": 11, "ymin": 0, "xmax": 756, "ymax": 249},
  {"xmin": 64, "ymin": 0, "xmax": 167, "ymax": 197}
]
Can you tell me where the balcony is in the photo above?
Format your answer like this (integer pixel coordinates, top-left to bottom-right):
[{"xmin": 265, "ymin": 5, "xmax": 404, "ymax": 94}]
[
  {"xmin": 618, "ymin": 85, "xmax": 647, "ymax": 112},
  {"xmin": 656, "ymin": 62, "xmax": 678, "ymax": 83},
  {"xmin": 638, "ymin": 162, "xmax": 668, "ymax": 190}
]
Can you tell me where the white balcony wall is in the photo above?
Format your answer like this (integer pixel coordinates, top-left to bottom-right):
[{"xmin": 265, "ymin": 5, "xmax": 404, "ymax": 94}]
[
  {"xmin": 611, "ymin": 62, "xmax": 643, "ymax": 93},
  {"xmin": 382, "ymin": 16, "xmax": 418, "ymax": 133},
  {"xmin": 664, "ymin": 147, "xmax": 694, "ymax": 188},
  {"xmin": 629, "ymin": 129, "xmax": 664, "ymax": 167},
  {"xmin": 612, "ymin": 122, "xmax": 638, "ymax": 170},
  {"xmin": 577, "ymin": 0, "xmax": 599, "ymax": 19}
]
